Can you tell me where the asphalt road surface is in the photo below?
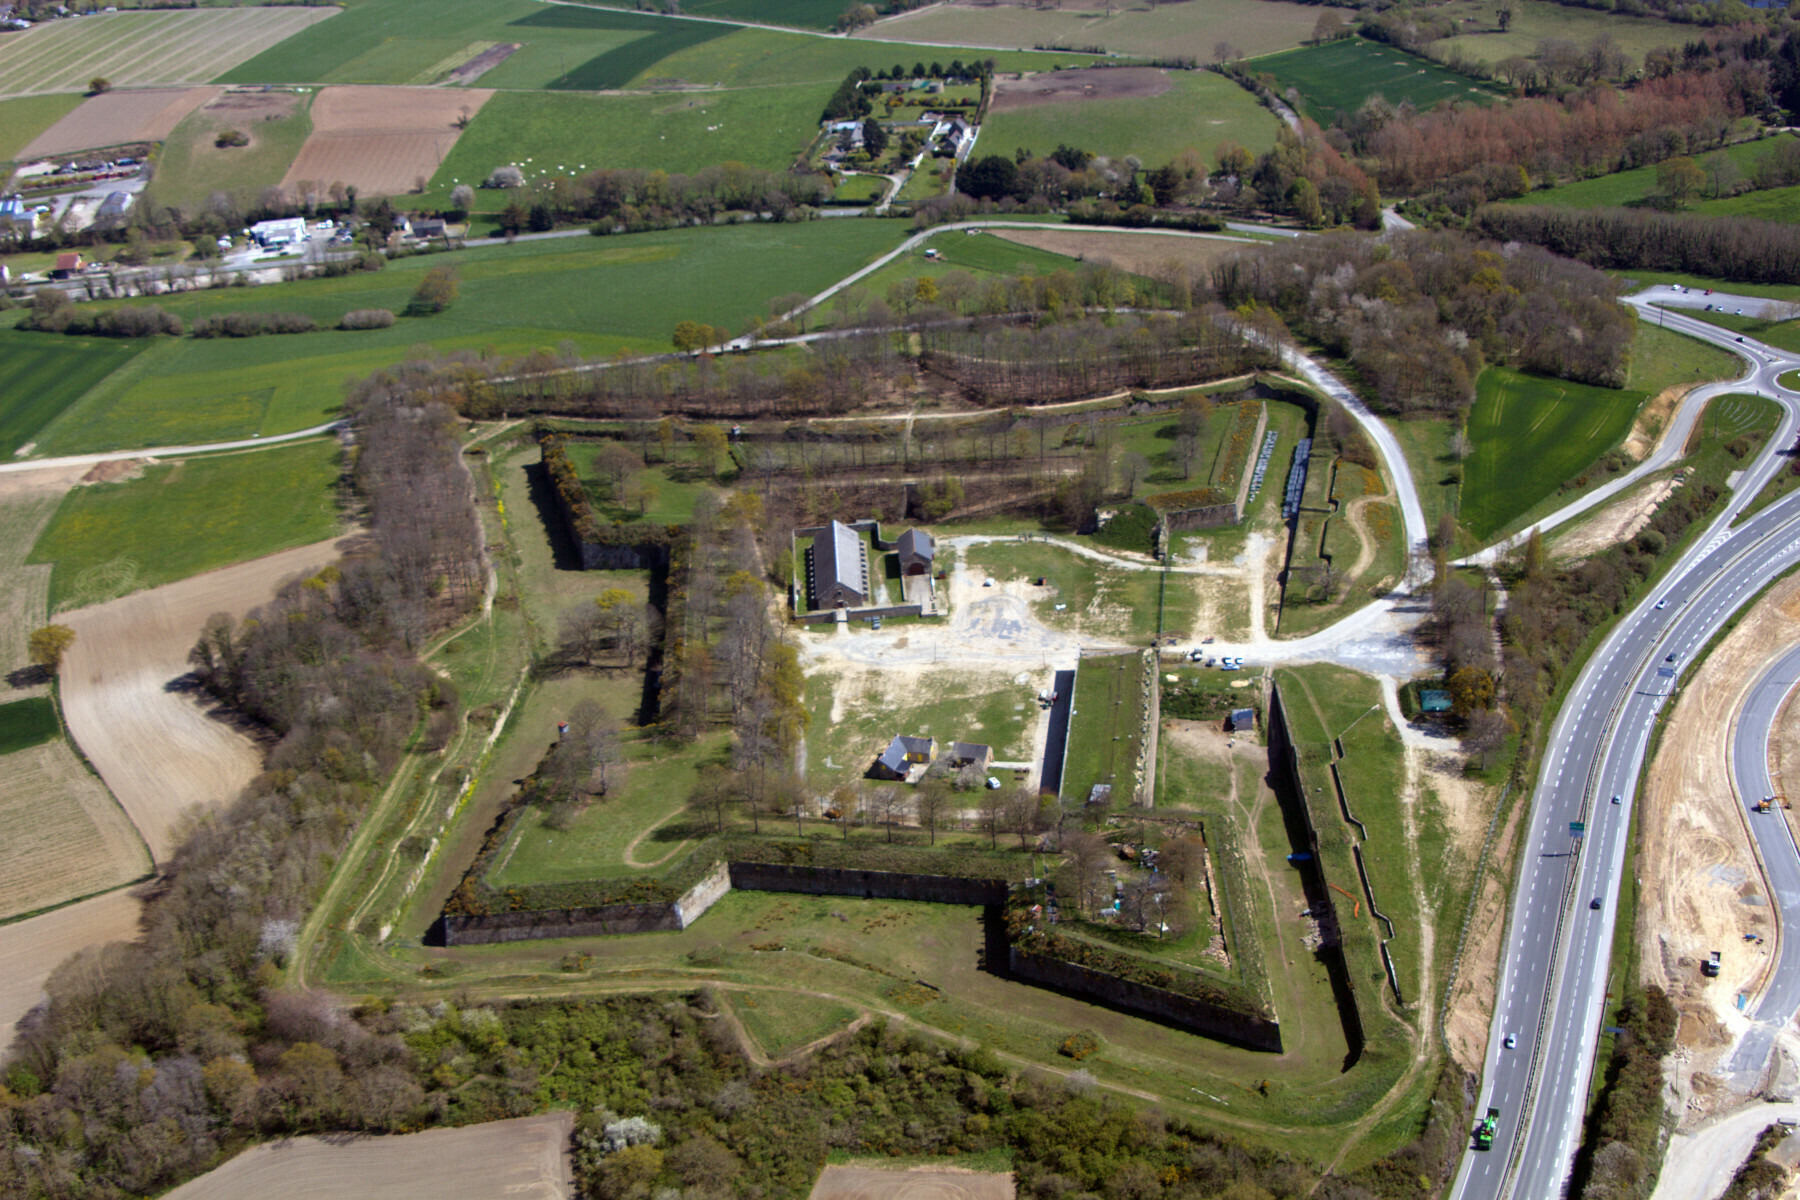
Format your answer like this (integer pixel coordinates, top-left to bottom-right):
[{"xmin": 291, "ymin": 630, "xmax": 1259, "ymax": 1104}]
[
  {"xmin": 1451, "ymin": 305, "xmax": 1800, "ymax": 1200},
  {"xmin": 1720, "ymin": 644, "xmax": 1800, "ymax": 1090}
]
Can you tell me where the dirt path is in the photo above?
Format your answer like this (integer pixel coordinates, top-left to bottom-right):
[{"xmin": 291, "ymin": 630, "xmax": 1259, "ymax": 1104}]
[
  {"xmin": 621, "ymin": 807, "xmax": 693, "ymax": 869},
  {"xmin": 60, "ymin": 535, "xmax": 354, "ymax": 863},
  {"xmin": 1343, "ymin": 496, "xmax": 1380, "ymax": 584}
]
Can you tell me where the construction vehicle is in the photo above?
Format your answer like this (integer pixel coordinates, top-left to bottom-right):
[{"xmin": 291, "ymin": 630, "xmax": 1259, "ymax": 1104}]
[
  {"xmin": 1474, "ymin": 1108, "xmax": 1499, "ymax": 1151},
  {"xmin": 1703, "ymin": 950, "xmax": 1722, "ymax": 977},
  {"xmin": 1757, "ymin": 797, "xmax": 1773, "ymax": 813}
]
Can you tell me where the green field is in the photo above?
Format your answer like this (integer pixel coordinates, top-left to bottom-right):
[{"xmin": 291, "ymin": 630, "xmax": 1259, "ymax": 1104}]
[
  {"xmin": 852, "ymin": 0, "xmax": 1327, "ymax": 61},
  {"xmin": 728, "ymin": 991, "xmax": 860, "ymax": 1058},
  {"xmin": 981, "ymin": 69, "xmax": 1280, "ymax": 166},
  {"xmin": 832, "ymin": 174, "xmax": 888, "ymax": 204},
  {"xmin": 0, "ymin": 697, "xmax": 58, "ymax": 756},
  {"xmin": 28, "ymin": 439, "xmax": 341, "ymax": 611},
  {"xmin": 0, "ymin": 94, "xmax": 83, "ymax": 162},
  {"xmin": 28, "ymin": 221, "xmax": 900, "ymax": 455},
  {"xmin": 800, "ymin": 669, "xmax": 1037, "ymax": 793},
  {"xmin": 573, "ymin": 0, "xmax": 856, "ymax": 30},
  {"xmin": 1507, "ymin": 136, "xmax": 1787, "ymax": 211},
  {"xmin": 1061, "ymin": 652, "xmax": 1147, "ymax": 806},
  {"xmin": 143, "ymin": 92, "xmax": 314, "ymax": 215},
  {"xmin": 1461, "ymin": 366, "xmax": 1643, "ymax": 541},
  {"xmin": 1254, "ymin": 38, "xmax": 1505, "ymax": 124},
  {"xmin": 220, "ymin": 0, "xmax": 1089, "ymax": 90},
  {"xmin": 1427, "ymin": 0, "xmax": 1705, "ymax": 71},
  {"xmin": 0, "ymin": 332, "xmax": 148, "ymax": 458}
]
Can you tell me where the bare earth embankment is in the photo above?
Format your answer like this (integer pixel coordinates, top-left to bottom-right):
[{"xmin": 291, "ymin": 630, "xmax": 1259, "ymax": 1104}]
[
  {"xmin": 0, "ymin": 887, "xmax": 142, "ymax": 1044},
  {"xmin": 60, "ymin": 535, "xmax": 353, "ymax": 863},
  {"xmin": 161, "ymin": 1112, "xmax": 573, "ymax": 1200},
  {"xmin": 1639, "ymin": 573, "xmax": 1800, "ymax": 1127}
]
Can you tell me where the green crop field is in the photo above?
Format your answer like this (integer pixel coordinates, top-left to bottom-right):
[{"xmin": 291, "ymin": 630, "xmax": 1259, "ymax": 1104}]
[
  {"xmin": 1254, "ymin": 38, "xmax": 1505, "ymax": 124},
  {"xmin": 853, "ymin": 0, "xmax": 1328, "ymax": 61},
  {"xmin": 0, "ymin": 94, "xmax": 82, "ymax": 162},
  {"xmin": 0, "ymin": 332, "xmax": 147, "ymax": 458},
  {"xmin": 570, "ymin": 0, "xmax": 856, "ymax": 30},
  {"xmin": 0, "ymin": 697, "xmax": 58, "ymax": 757},
  {"xmin": 1507, "ymin": 136, "xmax": 1786, "ymax": 211},
  {"xmin": 0, "ymin": 7, "xmax": 332, "ymax": 94},
  {"xmin": 1461, "ymin": 366, "xmax": 1643, "ymax": 541},
  {"xmin": 29, "ymin": 438, "xmax": 341, "ymax": 612},
  {"xmin": 1427, "ymin": 0, "xmax": 1699, "ymax": 70},
  {"xmin": 981, "ymin": 69, "xmax": 1281, "ymax": 167},
  {"xmin": 143, "ymin": 93, "xmax": 313, "ymax": 215},
  {"xmin": 29, "ymin": 221, "xmax": 900, "ymax": 455}
]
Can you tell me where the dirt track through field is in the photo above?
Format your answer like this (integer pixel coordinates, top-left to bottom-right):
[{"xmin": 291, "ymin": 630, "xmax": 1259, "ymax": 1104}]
[
  {"xmin": 0, "ymin": 886, "xmax": 142, "ymax": 1045},
  {"xmin": 60, "ymin": 535, "xmax": 354, "ymax": 863},
  {"xmin": 161, "ymin": 1112, "xmax": 573, "ymax": 1200},
  {"xmin": 21, "ymin": 86, "xmax": 217, "ymax": 157},
  {"xmin": 810, "ymin": 1165, "xmax": 1015, "ymax": 1200},
  {"xmin": 281, "ymin": 85, "xmax": 493, "ymax": 198}
]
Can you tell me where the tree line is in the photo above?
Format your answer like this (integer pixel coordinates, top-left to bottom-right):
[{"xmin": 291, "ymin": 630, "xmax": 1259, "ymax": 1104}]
[
  {"xmin": 1472, "ymin": 203, "xmax": 1800, "ymax": 284},
  {"xmin": 0, "ymin": 384, "xmax": 485, "ymax": 1198},
  {"xmin": 1210, "ymin": 229, "xmax": 1634, "ymax": 414}
]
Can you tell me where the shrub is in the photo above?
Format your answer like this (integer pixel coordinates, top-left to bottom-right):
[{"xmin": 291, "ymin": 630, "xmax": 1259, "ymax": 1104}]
[
  {"xmin": 215, "ymin": 130, "xmax": 249, "ymax": 148},
  {"xmin": 190, "ymin": 311, "xmax": 317, "ymax": 338},
  {"xmin": 340, "ymin": 308, "xmax": 396, "ymax": 330},
  {"xmin": 484, "ymin": 165, "xmax": 525, "ymax": 188}
]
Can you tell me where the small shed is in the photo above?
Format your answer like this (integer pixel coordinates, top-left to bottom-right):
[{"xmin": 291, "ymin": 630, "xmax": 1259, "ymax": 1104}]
[
  {"xmin": 896, "ymin": 527, "xmax": 936, "ymax": 576},
  {"xmin": 1420, "ymin": 689, "xmax": 1453, "ymax": 714},
  {"xmin": 1086, "ymin": 784, "xmax": 1113, "ymax": 806},
  {"xmin": 1227, "ymin": 708, "xmax": 1255, "ymax": 733},
  {"xmin": 947, "ymin": 741, "xmax": 991, "ymax": 771},
  {"xmin": 874, "ymin": 734, "xmax": 934, "ymax": 781},
  {"xmin": 50, "ymin": 251, "xmax": 83, "ymax": 278}
]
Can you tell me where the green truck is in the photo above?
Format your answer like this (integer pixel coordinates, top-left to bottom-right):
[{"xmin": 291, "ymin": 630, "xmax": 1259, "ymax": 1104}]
[{"xmin": 1474, "ymin": 1108, "xmax": 1499, "ymax": 1151}]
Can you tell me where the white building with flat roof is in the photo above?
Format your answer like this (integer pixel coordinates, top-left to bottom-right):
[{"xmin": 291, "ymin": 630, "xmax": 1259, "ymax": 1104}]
[{"xmin": 248, "ymin": 217, "xmax": 308, "ymax": 248}]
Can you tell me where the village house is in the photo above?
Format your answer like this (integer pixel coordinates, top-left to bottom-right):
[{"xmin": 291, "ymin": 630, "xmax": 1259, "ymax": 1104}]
[
  {"xmin": 873, "ymin": 734, "xmax": 934, "ymax": 781},
  {"xmin": 810, "ymin": 519, "xmax": 866, "ymax": 610},
  {"xmin": 896, "ymin": 527, "xmax": 935, "ymax": 576},
  {"xmin": 50, "ymin": 251, "xmax": 83, "ymax": 279},
  {"xmin": 946, "ymin": 741, "xmax": 992, "ymax": 772}
]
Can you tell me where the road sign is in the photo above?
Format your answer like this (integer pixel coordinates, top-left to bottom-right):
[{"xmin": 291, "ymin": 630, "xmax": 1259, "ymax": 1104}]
[{"xmin": 1570, "ymin": 821, "xmax": 1586, "ymax": 836}]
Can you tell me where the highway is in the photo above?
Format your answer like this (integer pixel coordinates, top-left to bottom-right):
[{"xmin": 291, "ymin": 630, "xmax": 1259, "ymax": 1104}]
[
  {"xmin": 1451, "ymin": 303, "xmax": 1800, "ymax": 1200},
  {"xmin": 1720, "ymin": 644, "xmax": 1800, "ymax": 1090}
]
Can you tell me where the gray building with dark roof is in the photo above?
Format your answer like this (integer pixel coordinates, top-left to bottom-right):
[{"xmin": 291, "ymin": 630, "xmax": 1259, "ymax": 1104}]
[
  {"xmin": 896, "ymin": 527, "xmax": 936, "ymax": 576},
  {"xmin": 873, "ymin": 734, "xmax": 934, "ymax": 780},
  {"xmin": 811, "ymin": 519, "xmax": 866, "ymax": 609}
]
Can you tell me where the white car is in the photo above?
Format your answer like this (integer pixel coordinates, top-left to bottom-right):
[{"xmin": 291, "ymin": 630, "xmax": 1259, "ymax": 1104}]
[{"xmin": 1504, "ymin": 1033, "xmax": 1516, "ymax": 1049}]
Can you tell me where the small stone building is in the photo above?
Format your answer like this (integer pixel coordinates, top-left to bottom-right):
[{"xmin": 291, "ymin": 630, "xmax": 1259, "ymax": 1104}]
[
  {"xmin": 946, "ymin": 741, "xmax": 992, "ymax": 771},
  {"xmin": 896, "ymin": 527, "xmax": 936, "ymax": 576}
]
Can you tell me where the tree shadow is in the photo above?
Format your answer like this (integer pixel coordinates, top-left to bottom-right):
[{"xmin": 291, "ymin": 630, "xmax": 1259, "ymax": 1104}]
[{"xmin": 6, "ymin": 664, "xmax": 50, "ymax": 689}]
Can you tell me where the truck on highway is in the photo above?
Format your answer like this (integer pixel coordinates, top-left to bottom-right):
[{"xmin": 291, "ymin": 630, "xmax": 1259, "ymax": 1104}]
[{"xmin": 1474, "ymin": 1108, "xmax": 1499, "ymax": 1151}]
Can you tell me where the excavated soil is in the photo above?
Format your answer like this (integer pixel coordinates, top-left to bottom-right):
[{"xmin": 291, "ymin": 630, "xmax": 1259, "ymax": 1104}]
[
  {"xmin": 989, "ymin": 67, "xmax": 1170, "ymax": 111},
  {"xmin": 1639, "ymin": 574, "xmax": 1800, "ymax": 1122}
]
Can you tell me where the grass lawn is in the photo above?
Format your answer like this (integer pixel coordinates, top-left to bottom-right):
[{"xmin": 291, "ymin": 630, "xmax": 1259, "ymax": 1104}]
[
  {"xmin": 1681, "ymin": 307, "xmax": 1800, "ymax": 357},
  {"xmin": 31, "ymin": 221, "xmax": 900, "ymax": 455},
  {"xmin": 141, "ymin": 91, "xmax": 313, "ymax": 215},
  {"xmin": 424, "ymin": 89, "xmax": 817, "ymax": 209},
  {"xmin": 1426, "ymin": 0, "xmax": 1699, "ymax": 68},
  {"xmin": 832, "ymin": 174, "xmax": 887, "ymax": 204},
  {"xmin": 1507, "ymin": 136, "xmax": 1786, "ymax": 211},
  {"xmin": 1061, "ymin": 652, "xmax": 1147, "ymax": 806},
  {"xmin": 29, "ymin": 438, "xmax": 341, "ymax": 611},
  {"xmin": 0, "ymin": 697, "xmax": 58, "ymax": 756},
  {"xmin": 1254, "ymin": 38, "xmax": 1505, "ymax": 125},
  {"xmin": 0, "ymin": 94, "xmax": 83, "ymax": 163},
  {"xmin": 858, "ymin": 0, "xmax": 1328, "ymax": 61},
  {"xmin": 801, "ymin": 668, "xmax": 1039, "ymax": 793},
  {"xmin": 488, "ymin": 730, "xmax": 727, "ymax": 887},
  {"xmin": 963, "ymin": 540, "xmax": 1197, "ymax": 644},
  {"xmin": 0, "ymin": 330, "xmax": 147, "ymax": 458},
  {"xmin": 825, "ymin": 226, "xmax": 1082, "ymax": 321},
  {"xmin": 726, "ymin": 991, "xmax": 861, "ymax": 1058},
  {"xmin": 1461, "ymin": 366, "xmax": 1644, "ymax": 541},
  {"xmin": 980, "ymin": 69, "xmax": 1282, "ymax": 165},
  {"xmin": 590, "ymin": 0, "xmax": 852, "ymax": 29}
]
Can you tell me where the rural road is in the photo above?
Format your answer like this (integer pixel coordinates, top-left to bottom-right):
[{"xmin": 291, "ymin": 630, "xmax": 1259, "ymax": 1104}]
[
  {"xmin": 2, "ymin": 421, "xmax": 341, "ymax": 474},
  {"xmin": 1451, "ymin": 306, "xmax": 1800, "ymax": 1200}
]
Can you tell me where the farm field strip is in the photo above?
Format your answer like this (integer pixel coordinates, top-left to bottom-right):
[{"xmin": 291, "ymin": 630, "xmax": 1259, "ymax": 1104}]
[
  {"xmin": 0, "ymin": 8, "xmax": 335, "ymax": 96},
  {"xmin": 20, "ymin": 85, "xmax": 217, "ymax": 158},
  {"xmin": 982, "ymin": 67, "xmax": 1282, "ymax": 164},
  {"xmin": 0, "ymin": 887, "xmax": 141, "ymax": 1045},
  {"xmin": 0, "ymin": 740, "xmax": 149, "ymax": 920},
  {"xmin": 859, "ymin": 0, "xmax": 1334, "ymax": 60},
  {"xmin": 0, "ymin": 92, "xmax": 82, "ymax": 161},
  {"xmin": 1252, "ymin": 36, "xmax": 1505, "ymax": 124},
  {"xmin": 281, "ymin": 85, "xmax": 495, "ymax": 197}
]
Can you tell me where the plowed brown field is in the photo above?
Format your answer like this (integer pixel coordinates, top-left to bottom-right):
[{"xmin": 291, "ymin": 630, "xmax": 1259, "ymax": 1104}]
[
  {"xmin": 21, "ymin": 86, "xmax": 216, "ymax": 157},
  {"xmin": 60, "ymin": 535, "xmax": 353, "ymax": 863},
  {"xmin": 0, "ymin": 741, "xmax": 147, "ymax": 919},
  {"xmin": 811, "ymin": 1166, "xmax": 1016, "ymax": 1200},
  {"xmin": 162, "ymin": 1112, "xmax": 573, "ymax": 1200},
  {"xmin": 280, "ymin": 85, "xmax": 492, "ymax": 198}
]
